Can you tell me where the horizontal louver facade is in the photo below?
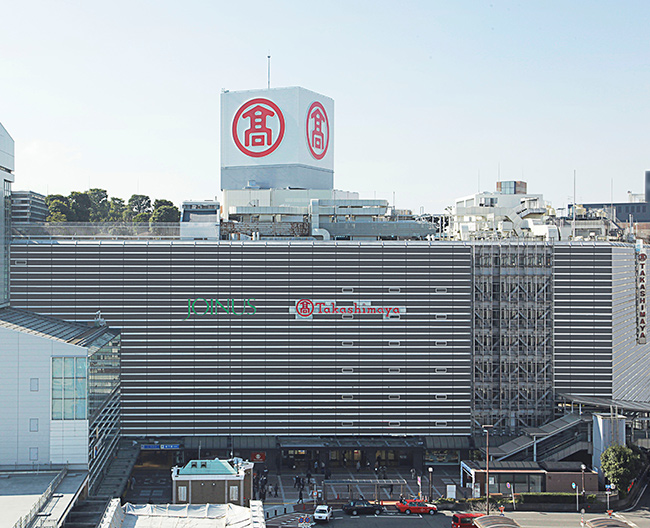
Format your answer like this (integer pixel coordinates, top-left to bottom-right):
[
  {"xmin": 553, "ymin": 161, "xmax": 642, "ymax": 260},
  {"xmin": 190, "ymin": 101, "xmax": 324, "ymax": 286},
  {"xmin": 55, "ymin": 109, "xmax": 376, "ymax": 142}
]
[{"xmin": 10, "ymin": 241, "xmax": 473, "ymax": 437}]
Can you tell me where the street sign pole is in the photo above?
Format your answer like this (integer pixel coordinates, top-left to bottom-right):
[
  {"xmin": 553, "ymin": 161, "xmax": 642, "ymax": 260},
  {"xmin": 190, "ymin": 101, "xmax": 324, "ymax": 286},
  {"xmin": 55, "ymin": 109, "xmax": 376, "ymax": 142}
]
[{"xmin": 572, "ymin": 482, "xmax": 578, "ymax": 512}]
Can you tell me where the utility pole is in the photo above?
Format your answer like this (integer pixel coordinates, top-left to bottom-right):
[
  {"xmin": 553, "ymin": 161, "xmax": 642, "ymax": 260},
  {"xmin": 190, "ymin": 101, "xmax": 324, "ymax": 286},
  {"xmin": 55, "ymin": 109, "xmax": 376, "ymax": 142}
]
[{"xmin": 483, "ymin": 425, "xmax": 494, "ymax": 515}]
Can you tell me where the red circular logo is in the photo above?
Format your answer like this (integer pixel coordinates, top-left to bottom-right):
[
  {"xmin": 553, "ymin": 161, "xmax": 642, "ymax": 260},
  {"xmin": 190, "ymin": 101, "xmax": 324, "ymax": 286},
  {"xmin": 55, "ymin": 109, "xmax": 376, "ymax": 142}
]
[
  {"xmin": 296, "ymin": 299, "xmax": 314, "ymax": 317},
  {"xmin": 232, "ymin": 98, "xmax": 285, "ymax": 158},
  {"xmin": 640, "ymin": 253, "xmax": 647, "ymax": 262},
  {"xmin": 305, "ymin": 101, "xmax": 329, "ymax": 160}
]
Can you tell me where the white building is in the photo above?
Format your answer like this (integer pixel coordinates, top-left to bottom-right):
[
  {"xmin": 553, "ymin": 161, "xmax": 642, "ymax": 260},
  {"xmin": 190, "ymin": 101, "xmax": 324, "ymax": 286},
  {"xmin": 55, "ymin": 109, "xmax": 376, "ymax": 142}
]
[{"xmin": 0, "ymin": 308, "xmax": 121, "ymax": 491}]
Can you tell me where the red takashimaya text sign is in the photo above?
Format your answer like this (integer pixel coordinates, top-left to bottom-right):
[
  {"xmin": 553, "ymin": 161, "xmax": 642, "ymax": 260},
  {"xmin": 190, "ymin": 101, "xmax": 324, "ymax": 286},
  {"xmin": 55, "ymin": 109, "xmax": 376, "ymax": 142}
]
[{"xmin": 294, "ymin": 299, "xmax": 402, "ymax": 318}]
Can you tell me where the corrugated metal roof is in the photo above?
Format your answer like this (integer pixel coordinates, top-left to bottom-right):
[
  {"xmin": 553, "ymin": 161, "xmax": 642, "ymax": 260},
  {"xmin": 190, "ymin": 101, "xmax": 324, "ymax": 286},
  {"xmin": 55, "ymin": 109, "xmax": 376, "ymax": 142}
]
[
  {"xmin": 559, "ymin": 393, "xmax": 650, "ymax": 412},
  {"xmin": 0, "ymin": 307, "xmax": 117, "ymax": 347},
  {"xmin": 540, "ymin": 461, "xmax": 590, "ymax": 472},
  {"xmin": 178, "ymin": 459, "xmax": 236, "ymax": 476},
  {"xmin": 425, "ymin": 436, "xmax": 470, "ymax": 450},
  {"xmin": 463, "ymin": 460, "xmax": 542, "ymax": 471}
]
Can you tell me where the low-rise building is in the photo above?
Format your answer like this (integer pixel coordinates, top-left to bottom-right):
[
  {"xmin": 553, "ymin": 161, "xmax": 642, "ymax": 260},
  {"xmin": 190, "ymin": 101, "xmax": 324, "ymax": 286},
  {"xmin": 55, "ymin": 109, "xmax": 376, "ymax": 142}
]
[{"xmin": 171, "ymin": 458, "xmax": 254, "ymax": 506}]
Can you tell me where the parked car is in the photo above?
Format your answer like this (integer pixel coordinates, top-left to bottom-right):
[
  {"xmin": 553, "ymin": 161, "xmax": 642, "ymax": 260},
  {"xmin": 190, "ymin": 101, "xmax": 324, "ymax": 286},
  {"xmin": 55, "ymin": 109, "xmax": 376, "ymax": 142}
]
[
  {"xmin": 451, "ymin": 513, "xmax": 485, "ymax": 527},
  {"xmin": 395, "ymin": 499, "xmax": 437, "ymax": 515},
  {"xmin": 342, "ymin": 500, "xmax": 384, "ymax": 516},
  {"xmin": 314, "ymin": 504, "xmax": 333, "ymax": 523}
]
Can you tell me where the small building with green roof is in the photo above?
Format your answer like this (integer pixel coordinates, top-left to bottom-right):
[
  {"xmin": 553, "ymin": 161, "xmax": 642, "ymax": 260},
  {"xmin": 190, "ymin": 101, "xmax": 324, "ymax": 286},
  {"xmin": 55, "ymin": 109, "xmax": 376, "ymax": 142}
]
[{"xmin": 171, "ymin": 458, "xmax": 254, "ymax": 506}]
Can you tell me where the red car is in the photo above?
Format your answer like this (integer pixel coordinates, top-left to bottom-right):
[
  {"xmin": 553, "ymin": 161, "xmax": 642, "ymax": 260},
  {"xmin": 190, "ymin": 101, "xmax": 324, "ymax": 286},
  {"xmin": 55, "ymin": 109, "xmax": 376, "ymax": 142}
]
[
  {"xmin": 451, "ymin": 513, "xmax": 485, "ymax": 527},
  {"xmin": 395, "ymin": 499, "xmax": 437, "ymax": 515}
]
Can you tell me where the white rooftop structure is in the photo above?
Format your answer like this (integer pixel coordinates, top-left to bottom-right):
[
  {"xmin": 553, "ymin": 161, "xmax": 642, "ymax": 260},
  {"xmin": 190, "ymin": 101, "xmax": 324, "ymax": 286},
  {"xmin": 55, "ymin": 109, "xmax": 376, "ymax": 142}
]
[
  {"xmin": 99, "ymin": 500, "xmax": 266, "ymax": 528},
  {"xmin": 451, "ymin": 183, "xmax": 559, "ymax": 241}
]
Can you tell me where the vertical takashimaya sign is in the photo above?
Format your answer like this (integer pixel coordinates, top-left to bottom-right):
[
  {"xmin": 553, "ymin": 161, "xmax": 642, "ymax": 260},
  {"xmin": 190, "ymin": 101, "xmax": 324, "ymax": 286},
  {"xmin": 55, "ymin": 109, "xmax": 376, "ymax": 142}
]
[{"xmin": 637, "ymin": 250, "xmax": 647, "ymax": 344}]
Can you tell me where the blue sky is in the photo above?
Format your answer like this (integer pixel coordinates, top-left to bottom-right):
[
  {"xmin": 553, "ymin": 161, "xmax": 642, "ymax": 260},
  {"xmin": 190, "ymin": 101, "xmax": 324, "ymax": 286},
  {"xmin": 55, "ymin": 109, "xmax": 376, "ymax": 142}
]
[{"xmin": 1, "ymin": 0, "xmax": 649, "ymax": 213}]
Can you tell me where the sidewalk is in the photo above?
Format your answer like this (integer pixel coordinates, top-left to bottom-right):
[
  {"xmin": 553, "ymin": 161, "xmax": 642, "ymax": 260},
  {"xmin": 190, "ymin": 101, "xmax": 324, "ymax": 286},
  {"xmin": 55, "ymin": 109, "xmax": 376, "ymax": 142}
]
[{"xmin": 260, "ymin": 466, "xmax": 463, "ymax": 514}]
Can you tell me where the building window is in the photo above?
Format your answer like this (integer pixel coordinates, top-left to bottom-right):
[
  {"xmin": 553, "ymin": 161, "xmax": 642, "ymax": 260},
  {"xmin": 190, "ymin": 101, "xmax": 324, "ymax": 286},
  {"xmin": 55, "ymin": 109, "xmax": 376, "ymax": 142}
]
[
  {"xmin": 29, "ymin": 418, "xmax": 39, "ymax": 432},
  {"xmin": 52, "ymin": 357, "xmax": 87, "ymax": 420},
  {"xmin": 30, "ymin": 378, "xmax": 39, "ymax": 392},
  {"xmin": 29, "ymin": 447, "xmax": 38, "ymax": 461},
  {"xmin": 178, "ymin": 486, "xmax": 187, "ymax": 501}
]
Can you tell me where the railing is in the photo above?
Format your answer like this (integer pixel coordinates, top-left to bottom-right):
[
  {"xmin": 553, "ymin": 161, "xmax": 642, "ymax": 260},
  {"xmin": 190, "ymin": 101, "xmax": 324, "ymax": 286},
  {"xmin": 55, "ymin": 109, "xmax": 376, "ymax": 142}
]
[
  {"xmin": 12, "ymin": 222, "xmax": 180, "ymax": 240},
  {"xmin": 96, "ymin": 498, "xmax": 123, "ymax": 528},
  {"xmin": 12, "ymin": 465, "xmax": 68, "ymax": 528}
]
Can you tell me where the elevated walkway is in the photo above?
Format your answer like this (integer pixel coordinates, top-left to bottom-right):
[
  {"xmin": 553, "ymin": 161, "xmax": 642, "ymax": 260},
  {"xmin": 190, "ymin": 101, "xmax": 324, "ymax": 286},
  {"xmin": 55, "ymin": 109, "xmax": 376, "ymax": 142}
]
[
  {"xmin": 93, "ymin": 438, "xmax": 140, "ymax": 499},
  {"xmin": 488, "ymin": 413, "xmax": 590, "ymax": 461}
]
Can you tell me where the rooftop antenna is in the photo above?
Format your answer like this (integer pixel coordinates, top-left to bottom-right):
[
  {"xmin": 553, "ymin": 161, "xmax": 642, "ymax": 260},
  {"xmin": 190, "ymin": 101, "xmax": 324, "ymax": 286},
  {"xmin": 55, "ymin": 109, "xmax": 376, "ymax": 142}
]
[
  {"xmin": 477, "ymin": 169, "xmax": 480, "ymax": 193},
  {"xmin": 610, "ymin": 178, "xmax": 614, "ymax": 223},
  {"xmin": 572, "ymin": 170, "xmax": 576, "ymax": 240},
  {"xmin": 498, "ymin": 163, "xmax": 501, "ymax": 182},
  {"xmin": 267, "ymin": 53, "xmax": 271, "ymax": 89}
]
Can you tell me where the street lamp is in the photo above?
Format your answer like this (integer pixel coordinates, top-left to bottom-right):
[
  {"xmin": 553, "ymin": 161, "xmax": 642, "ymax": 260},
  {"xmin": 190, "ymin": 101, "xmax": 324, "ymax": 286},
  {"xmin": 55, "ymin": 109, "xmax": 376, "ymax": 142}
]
[
  {"xmin": 428, "ymin": 466, "xmax": 433, "ymax": 501},
  {"xmin": 483, "ymin": 425, "xmax": 494, "ymax": 515},
  {"xmin": 581, "ymin": 464, "xmax": 587, "ymax": 500}
]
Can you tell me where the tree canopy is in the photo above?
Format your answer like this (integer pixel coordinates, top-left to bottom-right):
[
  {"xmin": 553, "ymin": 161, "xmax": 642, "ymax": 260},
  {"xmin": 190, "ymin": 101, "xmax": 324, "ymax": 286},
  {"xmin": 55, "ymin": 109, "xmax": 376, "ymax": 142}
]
[
  {"xmin": 44, "ymin": 190, "xmax": 180, "ymax": 224},
  {"xmin": 600, "ymin": 444, "xmax": 645, "ymax": 494}
]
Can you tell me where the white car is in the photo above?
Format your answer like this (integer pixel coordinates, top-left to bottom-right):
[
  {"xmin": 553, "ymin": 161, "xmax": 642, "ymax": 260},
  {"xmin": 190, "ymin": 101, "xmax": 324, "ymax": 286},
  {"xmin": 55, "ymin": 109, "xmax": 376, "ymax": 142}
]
[{"xmin": 314, "ymin": 504, "xmax": 333, "ymax": 523}]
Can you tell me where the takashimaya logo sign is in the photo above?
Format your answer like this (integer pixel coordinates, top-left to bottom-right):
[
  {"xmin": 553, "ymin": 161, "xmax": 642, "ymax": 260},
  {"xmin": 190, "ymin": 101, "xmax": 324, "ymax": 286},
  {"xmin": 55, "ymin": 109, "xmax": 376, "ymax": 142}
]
[
  {"xmin": 185, "ymin": 298, "xmax": 257, "ymax": 320},
  {"xmin": 232, "ymin": 98, "xmax": 285, "ymax": 157},
  {"xmin": 305, "ymin": 101, "xmax": 329, "ymax": 160},
  {"xmin": 292, "ymin": 299, "xmax": 404, "ymax": 319}
]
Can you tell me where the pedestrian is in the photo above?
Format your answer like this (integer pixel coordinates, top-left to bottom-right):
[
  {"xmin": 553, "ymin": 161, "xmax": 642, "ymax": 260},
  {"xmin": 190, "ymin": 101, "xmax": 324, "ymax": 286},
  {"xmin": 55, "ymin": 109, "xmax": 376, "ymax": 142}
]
[
  {"xmin": 298, "ymin": 489, "xmax": 303, "ymax": 504},
  {"xmin": 389, "ymin": 484, "xmax": 394, "ymax": 497},
  {"xmin": 343, "ymin": 456, "xmax": 347, "ymax": 468},
  {"xmin": 356, "ymin": 461, "xmax": 361, "ymax": 473},
  {"xmin": 410, "ymin": 468, "xmax": 416, "ymax": 479},
  {"xmin": 294, "ymin": 475, "xmax": 299, "ymax": 488},
  {"xmin": 274, "ymin": 482, "xmax": 279, "ymax": 497},
  {"xmin": 314, "ymin": 460, "xmax": 318, "ymax": 473}
]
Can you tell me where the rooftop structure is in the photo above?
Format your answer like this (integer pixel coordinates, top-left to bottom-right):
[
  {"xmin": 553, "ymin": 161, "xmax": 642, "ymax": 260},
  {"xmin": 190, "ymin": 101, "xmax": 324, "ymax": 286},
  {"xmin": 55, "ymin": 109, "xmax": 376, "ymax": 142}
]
[
  {"xmin": 580, "ymin": 170, "xmax": 650, "ymax": 224},
  {"xmin": 11, "ymin": 190, "xmax": 48, "ymax": 223},
  {"xmin": 100, "ymin": 499, "xmax": 266, "ymax": 528},
  {"xmin": 221, "ymin": 86, "xmax": 333, "ymax": 191}
]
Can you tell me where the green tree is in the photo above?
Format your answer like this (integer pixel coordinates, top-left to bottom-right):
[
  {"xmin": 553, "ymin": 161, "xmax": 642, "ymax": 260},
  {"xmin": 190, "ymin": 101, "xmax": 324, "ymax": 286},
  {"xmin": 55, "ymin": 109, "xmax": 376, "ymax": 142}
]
[
  {"xmin": 107, "ymin": 197, "xmax": 127, "ymax": 222},
  {"xmin": 151, "ymin": 205, "xmax": 181, "ymax": 223},
  {"xmin": 601, "ymin": 444, "xmax": 642, "ymax": 493},
  {"xmin": 45, "ymin": 195, "xmax": 72, "ymax": 222},
  {"xmin": 87, "ymin": 188, "xmax": 109, "ymax": 222},
  {"xmin": 153, "ymin": 199, "xmax": 175, "ymax": 210},
  {"xmin": 68, "ymin": 191, "xmax": 92, "ymax": 222},
  {"xmin": 128, "ymin": 194, "xmax": 152, "ymax": 215},
  {"xmin": 133, "ymin": 211, "xmax": 151, "ymax": 223}
]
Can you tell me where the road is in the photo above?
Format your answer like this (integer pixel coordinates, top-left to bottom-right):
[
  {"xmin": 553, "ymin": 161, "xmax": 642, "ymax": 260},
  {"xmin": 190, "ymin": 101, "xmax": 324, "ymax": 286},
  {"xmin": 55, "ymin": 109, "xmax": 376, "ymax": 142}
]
[{"xmin": 267, "ymin": 507, "xmax": 650, "ymax": 528}]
